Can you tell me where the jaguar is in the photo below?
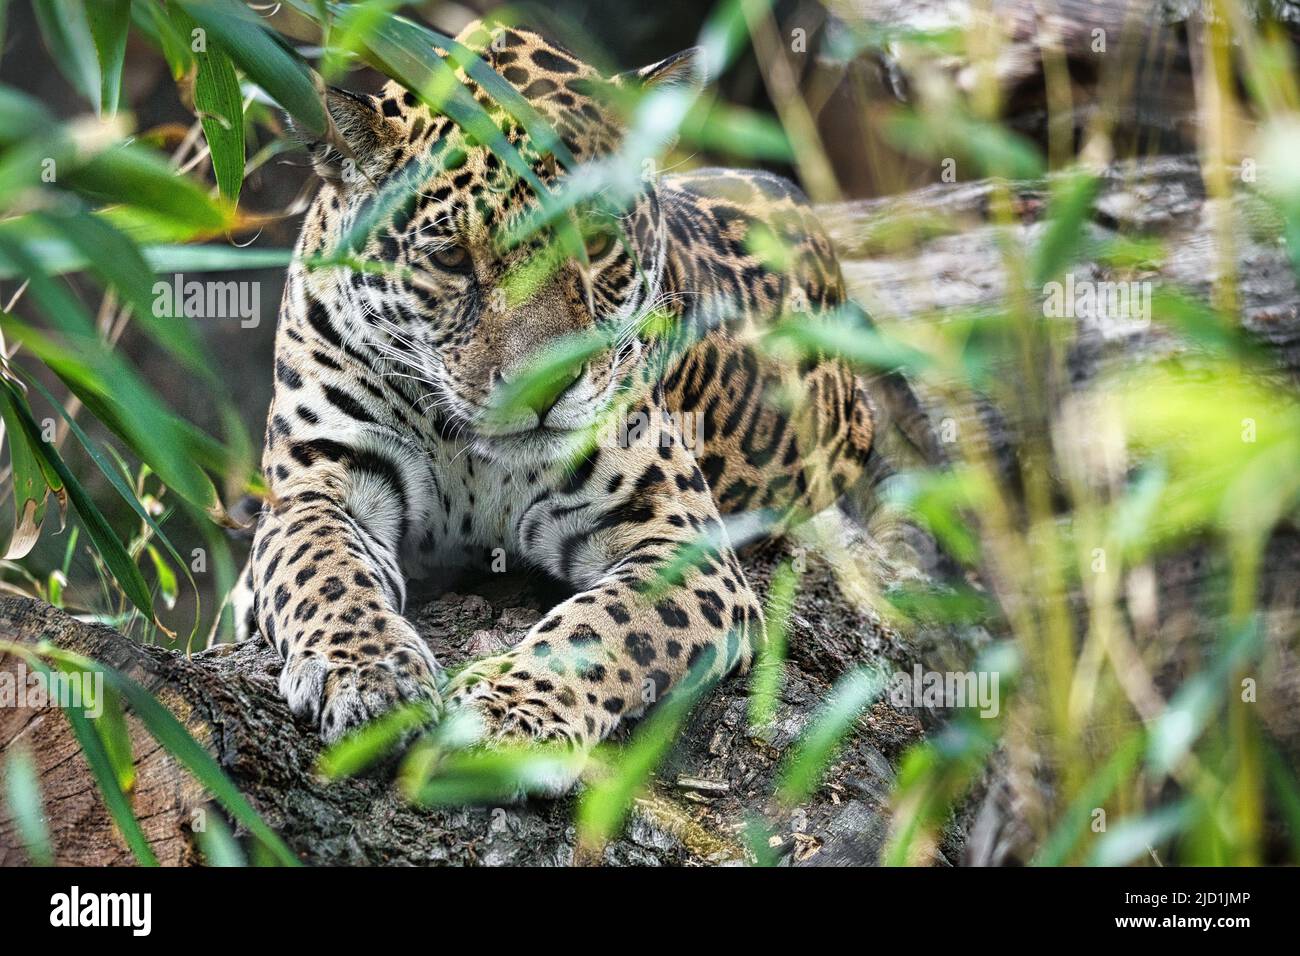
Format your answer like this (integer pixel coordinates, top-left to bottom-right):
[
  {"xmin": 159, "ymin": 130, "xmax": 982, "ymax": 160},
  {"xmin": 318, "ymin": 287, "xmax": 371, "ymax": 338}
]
[{"xmin": 232, "ymin": 20, "xmax": 928, "ymax": 789}]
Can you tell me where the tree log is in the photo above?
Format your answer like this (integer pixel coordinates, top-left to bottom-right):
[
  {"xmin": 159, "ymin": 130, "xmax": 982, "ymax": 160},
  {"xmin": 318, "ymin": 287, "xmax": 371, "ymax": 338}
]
[{"xmin": 0, "ymin": 529, "xmax": 958, "ymax": 867}]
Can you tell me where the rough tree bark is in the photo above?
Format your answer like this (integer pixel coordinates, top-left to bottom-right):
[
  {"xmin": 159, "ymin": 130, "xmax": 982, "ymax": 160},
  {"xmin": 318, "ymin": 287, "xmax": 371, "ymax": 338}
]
[{"xmin": 0, "ymin": 531, "xmax": 949, "ymax": 867}]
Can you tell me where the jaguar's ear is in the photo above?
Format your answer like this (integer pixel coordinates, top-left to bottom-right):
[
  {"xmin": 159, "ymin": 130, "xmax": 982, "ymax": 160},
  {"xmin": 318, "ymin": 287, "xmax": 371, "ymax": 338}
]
[
  {"xmin": 625, "ymin": 48, "xmax": 706, "ymax": 95},
  {"xmin": 289, "ymin": 88, "xmax": 402, "ymax": 186}
]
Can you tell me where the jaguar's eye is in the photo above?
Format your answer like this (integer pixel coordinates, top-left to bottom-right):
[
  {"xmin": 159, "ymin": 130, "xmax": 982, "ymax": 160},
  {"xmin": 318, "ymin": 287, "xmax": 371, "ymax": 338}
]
[
  {"xmin": 583, "ymin": 228, "xmax": 617, "ymax": 261},
  {"xmin": 432, "ymin": 244, "xmax": 472, "ymax": 273}
]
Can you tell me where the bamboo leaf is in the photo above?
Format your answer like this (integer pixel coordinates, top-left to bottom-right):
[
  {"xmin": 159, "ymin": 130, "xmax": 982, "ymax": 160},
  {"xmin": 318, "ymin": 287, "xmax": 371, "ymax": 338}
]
[
  {"xmin": 776, "ymin": 667, "xmax": 884, "ymax": 806},
  {"xmin": 174, "ymin": 0, "xmax": 328, "ymax": 137},
  {"xmin": 85, "ymin": 0, "xmax": 131, "ymax": 114},
  {"xmin": 576, "ymin": 667, "xmax": 713, "ymax": 850},
  {"xmin": 1087, "ymin": 800, "xmax": 1193, "ymax": 867},
  {"xmin": 748, "ymin": 561, "xmax": 796, "ymax": 729},
  {"xmin": 409, "ymin": 744, "xmax": 584, "ymax": 807},
  {"xmin": 172, "ymin": 5, "xmax": 246, "ymax": 204},
  {"xmin": 134, "ymin": 0, "xmax": 195, "ymax": 80},
  {"xmin": 18, "ymin": 653, "xmax": 158, "ymax": 865},
  {"xmin": 0, "ymin": 385, "xmax": 51, "ymax": 560},
  {"xmin": 0, "ymin": 244, "xmax": 222, "ymax": 515},
  {"xmin": 146, "ymin": 544, "xmax": 179, "ymax": 610},
  {"xmin": 62, "ymin": 143, "xmax": 229, "ymax": 232},
  {"xmin": 3, "ymin": 744, "xmax": 54, "ymax": 866},
  {"xmin": 33, "ymin": 208, "xmax": 213, "ymax": 379},
  {"xmin": 91, "ymin": 684, "xmax": 137, "ymax": 794},
  {"xmin": 45, "ymin": 647, "xmax": 302, "ymax": 867},
  {"xmin": 0, "ymin": 378, "xmax": 155, "ymax": 617},
  {"xmin": 317, "ymin": 699, "xmax": 436, "ymax": 780},
  {"xmin": 31, "ymin": 0, "xmax": 100, "ymax": 108},
  {"xmin": 1031, "ymin": 170, "xmax": 1100, "ymax": 288},
  {"xmin": 195, "ymin": 810, "xmax": 247, "ymax": 867},
  {"xmin": 0, "ymin": 231, "xmax": 293, "ymax": 279}
]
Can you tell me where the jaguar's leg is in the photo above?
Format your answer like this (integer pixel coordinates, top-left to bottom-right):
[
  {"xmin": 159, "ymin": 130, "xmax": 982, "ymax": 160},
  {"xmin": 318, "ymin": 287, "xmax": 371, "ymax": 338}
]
[
  {"xmin": 444, "ymin": 406, "xmax": 763, "ymax": 790},
  {"xmin": 249, "ymin": 471, "xmax": 442, "ymax": 742},
  {"xmin": 249, "ymin": 289, "xmax": 443, "ymax": 740}
]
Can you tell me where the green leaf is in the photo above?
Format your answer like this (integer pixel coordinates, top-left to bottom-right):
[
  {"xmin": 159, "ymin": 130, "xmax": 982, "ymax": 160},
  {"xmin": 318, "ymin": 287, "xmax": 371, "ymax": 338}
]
[
  {"xmin": 195, "ymin": 45, "xmax": 245, "ymax": 204},
  {"xmin": 0, "ymin": 232, "xmax": 294, "ymax": 279},
  {"xmin": 311, "ymin": 8, "xmax": 568, "ymax": 245},
  {"xmin": 487, "ymin": 329, "xmax": 610, "ymax": 423},
  {"xmin": 195, "ymin": 810, "xmax": 247, "ymax": 867},
  {"xmin": 33, "ymin": 208, "xmax": 213, "ymax": 379},
  {"xmin": 143, "ymin": 243, "xmax": 294, "ymax": 273},
  {"xmin": 146, "ymin": 544, "xmax": 179, "ymax": 610},
  {"xmin": 0, "ymin": 242, "xmax": 222, "ymax": 514},
  {"xmin": 174, "ymin": 0, "xmax": 328, "ymax": 137},
  {"xmin": 45, "ymin": 647, "xmax": 301, "ymax": 867},
  {"xmin": 317, "ymin": 699, "xmax": 436, "ymax": 779},
  {"xmin": 85, "ymin": 0, "xmax": 131, "ymax": 114},
  {"xmin": 3, "ymin": 744, "xmax": 54, "ymax": 866},
  {"xmin": 17, "ymin": 653, "xmax": 158, "ymax": 865},
  {"xmin": 134, "ymin": 0, "xmax": 195, "ymax": 80},
  {"xmin": 1031, "ymin": 732, "xmax": 1144, "ymax": 866},
  {"xmin": 21, "ymin": 370, "xmax": 197, "ymax": 588},
  {"xmin": 172, "ymin": 5, "xmax": 245, "ymax": 204},
  {"xmin": 405, "ymin": 15, "xmax": 580, "ymax": 171},
  {"xmin": 882, "ymin": 718, "xmax": 999, "ymax": 866},
  {"xmin": 576, "ymin": 666, "xmax": 714, "ymax": 850},
  {"xmin": 766, "ymin": 306, "xmax": 934, "ymax": 376},
  {"xmin": 0, "ymin": 385, "xmax": 53, "ymax": 560},
  {"xmin": 0, "ymin": 84, "xmax": 55, "ymax": 145},
  {"xmin": 0, "ymin": 378, "xmax": 155, "ymax": 617},
  {"xmin": 887, "ymin": 111, "xmax": 1044, "ymax": 181},
  {"xmin": 301, "ymin": 0, "xmax": 579, "ymax": 171},
  {"xmin": 1146, "ymin": 621, "xmax": 1260, "ymax": 775},
  {"xmin": 748, "ymin": 561, "xmax": 796, "ymax": 729},
  {"xmin": 31, "ymin": 0, "xmax": 100, "ymax": 108},
  {"xmin": 406, "ymin": 744, "xmax": 584, "ymax": 807},
  {"xmin": 776, "ymin": 667, "xmax": 884, "ymax": 806},
  {"xmin": 1087, "ymin": 800, "xmax": 1193, "ymax": 866},
  {"xmin": 62, "ymin": 143, "xmax": 229, "ymax": 232},
  {"xmin": 92, "ymin": 684, "xmax": 136, "ymax": 794},
  {"xmin": 681, "ymin": 101, "xmax": 793, "ymax": 161},
  {"xmin": 1031, "ymin": 170, "xmax": 1100, "ymax": 288}
]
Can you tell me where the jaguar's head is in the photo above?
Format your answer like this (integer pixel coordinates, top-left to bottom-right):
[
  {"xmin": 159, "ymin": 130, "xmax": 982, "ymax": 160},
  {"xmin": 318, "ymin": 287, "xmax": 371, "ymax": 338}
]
[{"xmin": 295, "ymin": 21, "xmax": 703, "ymax": 465}]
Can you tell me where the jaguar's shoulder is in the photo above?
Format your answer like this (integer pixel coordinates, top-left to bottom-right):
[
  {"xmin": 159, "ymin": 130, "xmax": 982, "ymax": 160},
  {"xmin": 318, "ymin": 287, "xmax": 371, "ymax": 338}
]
[{"xmin": 663, "ymin": 167, "xmax": 814, "ymax": 208}]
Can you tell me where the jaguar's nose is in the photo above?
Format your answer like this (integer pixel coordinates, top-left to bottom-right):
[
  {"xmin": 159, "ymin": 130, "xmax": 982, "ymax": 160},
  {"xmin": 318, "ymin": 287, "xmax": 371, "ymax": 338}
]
[{"xmin": 499, "ymin": 364, "xmax": 584, "ymax": 423}]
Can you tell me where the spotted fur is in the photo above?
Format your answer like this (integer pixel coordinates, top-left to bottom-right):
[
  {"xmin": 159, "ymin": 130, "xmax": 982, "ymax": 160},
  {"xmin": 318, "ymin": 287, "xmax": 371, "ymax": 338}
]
[{"xmin": 232, "ymin": 22, "xmax": 883, "ymax": 786}]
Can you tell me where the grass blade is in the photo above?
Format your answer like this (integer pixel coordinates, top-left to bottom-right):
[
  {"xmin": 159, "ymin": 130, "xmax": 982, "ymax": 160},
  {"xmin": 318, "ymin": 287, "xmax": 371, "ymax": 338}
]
[
  {"xmin": 577, "ymin": 667, "xmax": 713, "ymax": 852},
  {"xmin": 775, "ymin": 667, "xmax": 884, "ymax": 806},
  {"xmin": 46, "ymin": 648, "xmax": 302, "ymax": 867},
  {"xmin": 3, "ymin": 744, "xmax": 54, "ymax": 866},
  {"xmin": 0, "ymin": 384, "xmax": 53, "ymax": 560},
  {"xmin": 14, "ymin": 652, "xmax": 159, "ymax": 865}
]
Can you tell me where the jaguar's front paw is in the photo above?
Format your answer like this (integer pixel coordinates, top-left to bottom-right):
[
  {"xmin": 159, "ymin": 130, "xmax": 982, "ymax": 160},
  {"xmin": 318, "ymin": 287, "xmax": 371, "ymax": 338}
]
[
  {"xmin": 279, "ymin": 616, "xmax": 443, "ymax": 743},
  {"xmin": 444, "ymin": 660, "xmax": 588, "ymax": 796}
]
